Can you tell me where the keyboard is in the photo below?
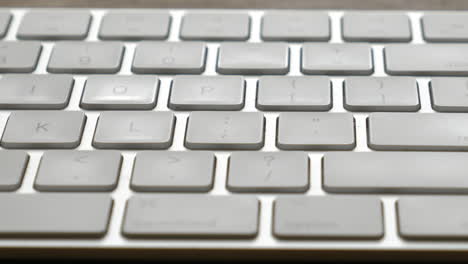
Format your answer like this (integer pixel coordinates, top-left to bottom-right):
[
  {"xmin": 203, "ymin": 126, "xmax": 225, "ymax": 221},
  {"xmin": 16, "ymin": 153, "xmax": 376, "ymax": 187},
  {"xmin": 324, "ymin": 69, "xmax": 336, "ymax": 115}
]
[{"xmin": 1, "ymin": 7, "xmax": 468, "ymax": 260}]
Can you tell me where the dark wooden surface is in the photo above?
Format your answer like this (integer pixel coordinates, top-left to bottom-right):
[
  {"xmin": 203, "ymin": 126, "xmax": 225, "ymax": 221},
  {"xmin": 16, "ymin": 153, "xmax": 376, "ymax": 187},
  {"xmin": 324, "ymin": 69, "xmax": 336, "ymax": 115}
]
[{"xmin": 0, "ymin": 0, "xmax": 467, "ymax": 9}]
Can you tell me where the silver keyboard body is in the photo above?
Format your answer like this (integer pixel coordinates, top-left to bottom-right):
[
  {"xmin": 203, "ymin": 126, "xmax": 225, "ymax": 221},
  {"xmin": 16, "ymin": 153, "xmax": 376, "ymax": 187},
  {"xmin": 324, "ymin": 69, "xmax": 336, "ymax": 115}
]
[{"xmin": 0, "ymin": 8, "xmax": 467, "ymax": 260}]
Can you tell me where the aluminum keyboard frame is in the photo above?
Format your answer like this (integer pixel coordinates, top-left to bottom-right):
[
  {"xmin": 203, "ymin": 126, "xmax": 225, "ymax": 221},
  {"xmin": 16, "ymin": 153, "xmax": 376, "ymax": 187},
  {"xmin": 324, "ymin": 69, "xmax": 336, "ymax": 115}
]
[{"xmin": 0, "ymin": 8, "xmax": 465, "ymax": 260}]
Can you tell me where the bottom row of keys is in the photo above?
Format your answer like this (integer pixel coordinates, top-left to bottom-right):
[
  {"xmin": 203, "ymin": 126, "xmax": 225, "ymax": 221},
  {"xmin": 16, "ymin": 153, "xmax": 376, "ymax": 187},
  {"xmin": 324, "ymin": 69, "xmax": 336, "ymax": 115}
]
[{"xmin": 0, "ymin": 194, "xmax": 465, "ymax": 240}]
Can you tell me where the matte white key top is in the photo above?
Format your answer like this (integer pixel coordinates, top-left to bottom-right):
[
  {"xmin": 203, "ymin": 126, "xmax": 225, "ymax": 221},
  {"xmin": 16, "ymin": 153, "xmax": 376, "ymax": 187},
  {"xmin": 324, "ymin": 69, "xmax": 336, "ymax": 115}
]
[
  {"xmin": 185, "ymin": 111, "xmax": 264, "ymax": 150},
  {"xmin": 0, "ymin": 12, "xmax": 11, "ymax": 38},
  {"xmin": 1, "ymin": 111, "xmax": 85, "ymax": 149},
  {"xmin": 0, "ymin": 194, "xmax": 112, "ymax": 237},
  {"xmin": 217, "ymin": 42, "xmax": 289, "ymax": 75},
  {"xmin": 99, "ymin": 11, "xmax": 171, "ymax": 40},
  {"xmin": 81, "ymin": 75, "xmax": 159, "ymax": 110},
  {"xmin": 430, "ymin": 78, "xmax": 468, "ymax": 112},
  {"xmin": 93, "ymin": 111, "xmax": 175, "ymax": 149},
  {"xmin": 131, "ymin": 151, "xmax": 215, "ymax": 192},
  {"xmin": 257, "ymin": 76, "xmax": 332, "ymax": 111},
  {"xmin": 17, "ymin": 10, "xmax": 91, "ymax": 40},
  {"xmin": 342, "ymin": 12, "xmax": 411, "ymax": 42},
  {"xmin": 48, "ymin": 42, "xmax": 124, "ymax": 74},
  {"xmin": 368, "ymin": 113, "xmax": 468, "ymax": 150},
  {"xmin": 398, "ymin": 197, "xmax": 468, "ymax": 239},
  {"xmin": 0, "ymin": 74, "xmax": 73, "ymax": 109},
  {"xmin": 384, "ymin": 44, "xmax": 468, "ymax": 76},
  {"xmin": 261, "ymin": 11, "xmax": 330, "ymax": 41},
  {"xmin": 35, "ymin": 151, "xmax": 122, "ymax": 192},
  {"xmin": 169, "ymin": 75, "xmax": 244, "ymax": 110},
  {"xmin": 0, "ymin": 42, "xmax": 42, "ymax": 73},
  {"xmin": 302, "ymin": 44, "xmax": 373, "ymax": 75},
  {"xmin": 227, "ymin": 152, "xmax": 309, "ymax": 193},
  {"xmin": 323, "ymin": 152, "xmax": 468, "ymax": 193},
  {"xmin": 0, "ymin": 151, "xmax": 28, "ymax": 191},
  {"xmin": 274, "ymin": 196, "xmax": 384, "ymax": 239},
  {"xmin": 422, "ymin": 13, "xmax": 468, "ymax": 42},
  {"xmin": 180, "ymin": 12, "xmax": 250, "ymax": 40},
  {"xmin": 277, "ymin": 113, "xmax": 355, "ymax": 150},
  {"xmin": 122, "ymin": 195, "xmax": 259, "ymax": 238},
  {"xmin": 132, "ymin": 42, "xmax": 207, "ymax": 74},
  {"xmin": 344, "ymin": 77, "xmax": 420, "ymax": 112}
]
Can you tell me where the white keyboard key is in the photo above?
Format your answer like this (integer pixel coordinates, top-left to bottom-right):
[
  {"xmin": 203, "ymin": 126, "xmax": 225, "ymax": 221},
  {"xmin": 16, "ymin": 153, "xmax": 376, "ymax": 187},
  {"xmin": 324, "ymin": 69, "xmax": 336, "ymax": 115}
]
[
  {"xmin": 430, "ymin": 78, "xmax": 468, "ymax": 112},
  {"xmin": 422, "ymin": 13, "xmax": 468, "ymax": 42},
  {"xmin": 132, "ymin": 42, "xmax": 206, "ymax": 74},
  {"xmin": 0, "ymin": 41, "xmax": 41, "ymax": 73},
  {"xmin": 274, "ymin": 196, "xmax": 384, "ymax": 239},
  {"xmin": 122, "ymin": 195, "xmax": 259, "ymax": 238},
  {"xmin": 217, "ymin": 42, "xmax": 289, "ymax": 75},
  {"xmin": 227, "ymin": 152, "xmax": 309, "ymax": 193},
  {"xmin": 0, "ymin": 194, "xmax": 112, "ymax": 237},
  {"xmin": 302, "ymin": 44, "xmax": 373, "ymax": 75},
  {"xmin": 169, "ymin": 75, "xmax": 244, "ymax": 110},
  {"xmin": 99, "ymin": 11, "xmax": 171, "ymax": 40},
  {"xmin": 81, "ymin": 75, "xmax": 159, "ymax": 110},
  {"xmin": 17, "ymin": 10, "xmax": 91, "ymax": 40},
  {"xmin": 93, "ymin": 111, "xmax": 175, "ymax": 149},
  {"xmin": 257, "ymin": 76, "xmax": 332, "ymax": 111},
  {"xmin": 0, "ymin": 11, "xmax": 11, "ymax": 38},
  {"xmin": 48, "ymin": 42, "xmax": 124, "ymax": 74},
  {"xmin": 131, "ymin": 151, "xmax": 215, "ymax": 192},
  {"xmin": 398, "ymin": 197, "xmax": 468, "ymax": 239},
  {"xmin": 35, "ymin": 151, "xmax": 122, "ymax": 192},
  {"xmin": 324, "ymin": 152, "xmax": 468, "ymax": 193},
  {"xmin": 0, "ymin": 151, "xmax": 28, "ymax": 191},
  {"xmin": 1, "ymin": 111, "xmax": 85, "ymax": 149},
  {"xmin": 180, "ymin": 12, "xmax": 250, "ymax": 40},
  {"xmin": 384, "ymin": 44, "xmax": 468, "ymax": 76},
  {"xmin": 0, "ymin": 74, "xmax": 73, "ymax": 109},
  {"xmin": 185, "ymin": 111, "xmax": 264, "ymax": 150},
  {"xmin": 368, "ymin": 113, "xmax": 468, "ymax": 150},
  {"xmin": 342, "ymin": 12, "xmax": 411, "ymax": 42},
  {"xmin": 277, "ymin": 113, "xmax": 355, "ymax": 150},
  {"xmin": 344, "ymin": 77, "xmax": 420, "ymax": 112},
  {"xmin": 261, "ymin": 11, "xmax": 330, "ymax": 41}
]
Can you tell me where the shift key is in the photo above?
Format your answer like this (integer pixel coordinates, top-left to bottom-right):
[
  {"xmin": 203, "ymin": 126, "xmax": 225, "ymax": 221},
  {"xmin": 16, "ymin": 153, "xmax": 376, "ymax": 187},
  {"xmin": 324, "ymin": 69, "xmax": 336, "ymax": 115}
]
[{"xmin": 368, "ymin": 113, "xmax": 468, "ymax": 151}]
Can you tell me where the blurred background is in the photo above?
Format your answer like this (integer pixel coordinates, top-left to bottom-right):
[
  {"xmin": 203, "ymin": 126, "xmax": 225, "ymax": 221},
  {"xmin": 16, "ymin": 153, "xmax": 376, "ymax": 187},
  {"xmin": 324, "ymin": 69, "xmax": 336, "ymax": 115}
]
[{"xmin": 0, "ymin": 0, "xmax": 466, "ymax": 9}]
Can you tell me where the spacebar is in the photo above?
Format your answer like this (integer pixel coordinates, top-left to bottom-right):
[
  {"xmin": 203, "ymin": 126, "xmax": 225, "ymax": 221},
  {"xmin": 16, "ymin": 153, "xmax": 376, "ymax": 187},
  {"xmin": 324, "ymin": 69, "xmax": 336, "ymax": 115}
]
[
  {"xmin": 323, "ymin": 152, "xmax": 468, "ymax": 193},
  {"xmin": 0, "ymin": 194, "xmax": 113, "ymax": 237}
]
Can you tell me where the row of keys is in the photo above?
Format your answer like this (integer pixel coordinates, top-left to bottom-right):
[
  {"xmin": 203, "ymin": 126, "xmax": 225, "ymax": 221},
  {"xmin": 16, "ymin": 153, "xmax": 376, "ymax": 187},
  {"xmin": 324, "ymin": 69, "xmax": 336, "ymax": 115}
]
[
  {"xmin": 3, "ymin": 111, "xmax": 468, "ymax": 151},
  {"xmin": 3, "ymin": 74, "xmax": 468, "ymax": 112},
  {"xmin": 4, "ymin": 150, "xmax": 468, "ymax": 193},
  {"xmin": 4, "ymin": 10, "xmax": 468, "ymax": 42},
  {"xmin": 6, "ymin": 41, "xmax": 468, "ymax": 76},
  {"xmin": 0, "ymin": 194, "xmax": 465, "ymax": 240}
]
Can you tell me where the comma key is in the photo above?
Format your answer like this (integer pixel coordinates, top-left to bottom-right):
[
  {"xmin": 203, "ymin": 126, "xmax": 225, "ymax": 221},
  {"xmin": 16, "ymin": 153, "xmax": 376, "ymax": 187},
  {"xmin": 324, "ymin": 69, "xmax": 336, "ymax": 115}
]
[{"xmin": 35, "ymin": 151, "xmax": 122, "ymax": 192}]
